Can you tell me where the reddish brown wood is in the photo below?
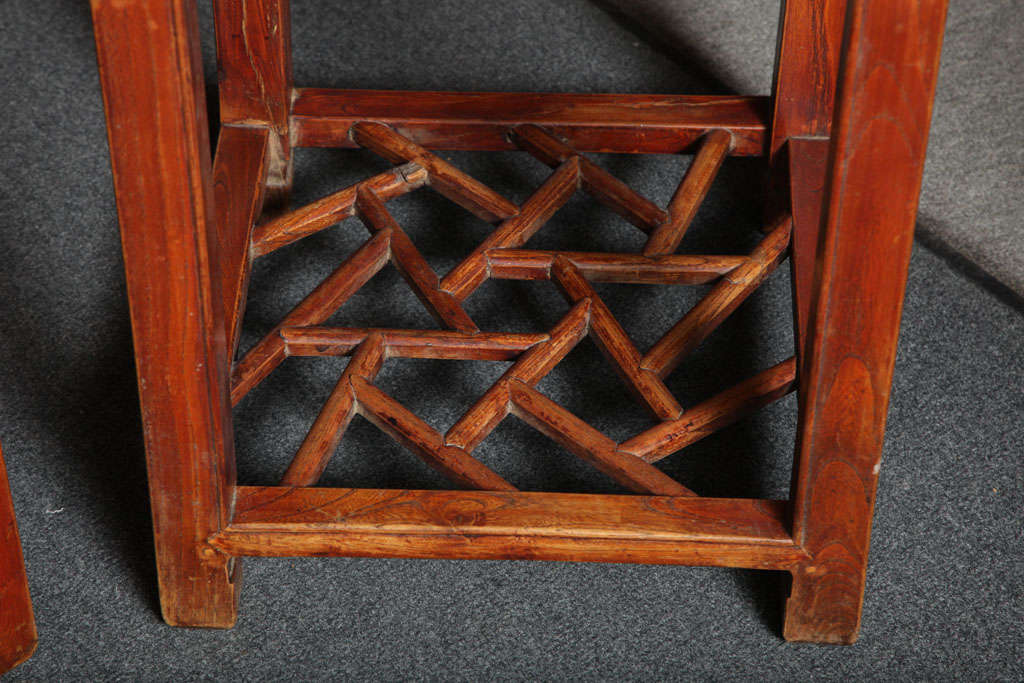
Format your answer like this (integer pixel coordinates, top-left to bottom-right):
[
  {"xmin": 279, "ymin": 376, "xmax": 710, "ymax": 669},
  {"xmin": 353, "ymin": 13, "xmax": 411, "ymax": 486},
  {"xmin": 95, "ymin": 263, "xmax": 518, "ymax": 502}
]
[
  {"xmin": 281, "ymin": 336, "xmax": 386, "ymax": 486},
  {"xmin": 356, "ymin": 188, "xmax": 478, "ymax": 332},
  {"xmin": 445, "ymin": 300, "xmax": 591, "ymax": 452},
  {"xmin": 353, "ymin": 378, "xmax": 517, "ymax": 491},
  {"xmin": 231, "ymin": 230, "xmax": 391, "ymax": 404},
  {"xmin": 619, "ymin": 357, "xmax": 797, "ymax": 462},
  {"xmin": 0, "ymin": 443, "xmax": 36, "ymax": 673},
  {"xmin": 644, "ymin": 129, "xmax": 732, "ymax": 257},
  {"xmin": 552, "ymin": 257, "xmax": 682, "ymax": 420},
  {"xmin": 440, "ymin": 158, "xmax": 580, "ymax": 301},
  {"xmin": 512, "ymin": 124, "xmax": 667, "ymax": 233},
  {"xmin": 643, "ymin": 216, "xmax": 793, "ymax": 379},
  {"xmin": 509, "ymin": 383, "xmax": 695, "ymax": 497},
  {"xmin": 769, "ymin": 0, "xmax": 848, "ymax": 160},
  {"xmin": 352, "ymin": 121, "xmax": 519, "ymax": 223},
  {"xmin": 787, "ymin": 138, "xmax": 831, "ymax": 361},
  {"xmin": 212, "ymin": 0, "xmax": 292, "ymax": 207},
  {"xmin": 293, "ymin": 89, "xmax": 769, "ymax": 156},
  {"xmin": 252, "ymin": 163, "xmax": 427, "ymax": 257},
  {"xmin": 281, "ymin": 327, "xmax": 548, "ymax": 360},
  {"xmin": 213, "ymin": 125, "xmax": 269, "ymax": 356},
  {"xmin": 784, "ymin": 0, "xmax": 949, "ymax": 644},
  {"xmin": 486, "ymin": 250, "xmax": 747, "ymax": 284},
  {"xmin": 211, "ymin": 487, "xmax": 805, "ymax": 569},
  {"xmin": 91, "ymin": 0, "xmax": 239, "ymax": 627}
]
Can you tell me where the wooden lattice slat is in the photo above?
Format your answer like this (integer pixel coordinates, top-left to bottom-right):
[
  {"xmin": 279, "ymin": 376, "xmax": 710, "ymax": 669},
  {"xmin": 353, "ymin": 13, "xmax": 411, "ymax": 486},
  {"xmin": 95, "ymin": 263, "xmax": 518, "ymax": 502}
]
[
  {"xmin": 351, "ymin": 121, "xmax": 519, "ymax": 222},
  {"xmin": 440, "ymin": 157, "xmax": 580, "ymax": 301},
  {"xmin": 511, "ymin": 124, "xmax": 667, "ymax": 232},
  {"xmin": 280, "ymin": 335, "xmax": 385, "ymax": 487},
  {"xmin": 508, "ymin": 382, "xmax": 696, "ymax": 497},
  {"xmin": 642, "ymin": 215, "xmax": 793, "ymax": 379},
  {"xmin": 252, "ymin": 162, "xmax": 427, "ymax": 256},
  {"xmin": 232, "ymin": 122, "xmax": 796, "ymax": 496},
  {"xmin": 352, "ymin": 377, "xmax": 517, "ymax": 491},
  {"xmin": 644, "ymin": 129, "xmax": 733, "ymax": 257}
]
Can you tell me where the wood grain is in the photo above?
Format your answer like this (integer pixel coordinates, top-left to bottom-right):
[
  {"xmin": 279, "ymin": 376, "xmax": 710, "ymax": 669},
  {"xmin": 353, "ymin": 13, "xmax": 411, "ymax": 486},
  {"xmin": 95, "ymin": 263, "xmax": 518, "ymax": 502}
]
[
  {"xmin": 786, "ymin": 137, "xmax": 830, "ymax": 362},
  {"xmin": 512, "ymin": 124, "xmax": 667, "ymax": 232},
  {"xmin": 356, "ymin": 188, "xmax": 478, "ymax": 332},
  {"xmin": 619, "ymin": 357, "xmax": 797, "ymax": 462},
  {"xmin": 213, "ymin": 125, "xmax": 269, "ymax": 357},
  {"xmin": 281, "ymin": 327, "xmax": 548, "ymax": 361},
  {"xmin": 292, "ymin": 89, "xmax": 768, "ymax": 155},
  {"xmin": 552, "ymin": 257, "xmax": 683, "ymax": 420},
  {"xmin": 92, "ymin": 0, "xmax": 239, "ymax": 627},
  {"xmin": 445, "ymin": 300, "xmax": 591, "ymax": 452},
  {"xmin": 486, "ymin": 250, "xmax": 746, "ymax": 285},
  {"xmin": 784, "ymin": 0, "xmax": 949, "ymax": 644},
  {"xmin": 769, "ymin": 0, "xmax": 848, "ymax": 159},
  {"xmin": 644, "ymin": 129, "xmax": 732, "ymax": 256},
  {"xmin": 353, "ymin": 378, "xmax": 517, "ymax": 491},
  {"xmin": 643, "ymin": 215, "xmax": 792, "ymax": 379},
  {"xmin": 509, "ymin": 383, "xmax": 694, "ymax": 497},
  {"xmin": 231, "ymin": 230, "xmax": 390, "ymax": 404},
  {"xmin": 440, "ymin": 158, "xmax": 580, "ymax": 301},
  {"xmin": 280, "ymin": 336, "xmax": 385, "ymax": 487},
  {"xmin": 212, "ymin": 0, "xmax": 292, "ymax": 206},
  {"xmin": 352, "ymin": 121, "xmax": 519, "ymax": 223},
  {"xmin": 252, "ymin": 163, "xmax": 427, "ymax": 257},
  {"xmin": 211, "ymin": 487, "xmax": 806, "ymax": 569}
]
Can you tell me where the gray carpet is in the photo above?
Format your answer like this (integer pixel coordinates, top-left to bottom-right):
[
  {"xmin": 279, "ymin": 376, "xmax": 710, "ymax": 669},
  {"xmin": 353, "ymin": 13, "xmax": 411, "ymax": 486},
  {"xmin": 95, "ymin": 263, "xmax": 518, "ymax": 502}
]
[{"xmin": 1, "ymin": 0, "xmax": 1022, "ymax": 679}]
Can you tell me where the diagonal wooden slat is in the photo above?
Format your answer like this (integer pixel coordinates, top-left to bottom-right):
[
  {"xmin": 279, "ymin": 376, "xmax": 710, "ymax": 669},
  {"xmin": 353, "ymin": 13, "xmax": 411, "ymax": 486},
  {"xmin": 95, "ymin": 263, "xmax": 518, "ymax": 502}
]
[
  {"xmin": 642, "ymin": 215, "xmax": 793, "ymax": 379},
  {"xmin": 643, "ymin": 129, "xmax": 733, "ymax": 257},
  {"xmin": 445, "ymin": 299, "xmax": 592, "ymax": 452},
  {"xmin": 212, "ymin": 125, "xmax": 269, "ymax": 358},
  {"xmin": 352, "ymin": 377, "xmax": 517, "ymax": 491},
  {"xmin": 619, "ymin": 356, "xmax": 798, "ymax": 462},
  {"xmin": 508, "ymin": 382, "xmax": 696, "ymax": 497},
  {"xmin": 511, "ymin": 124, "xmax": 667, "ymax": 232},
  {"xmin": 355, "ymin": 188, "xmax": 478, "ymax": 332},
  {"xmin": 351, "ymin": 121, "xmax": 519, "ymax": 223},
  {"xmin": 280, "ymin": 335, "xmax": 387, "ymax": 486},
  {"xmin": 439, "ymin": 158, "xmax": 580, "ymax": 301},
  {"xmin": 281, "ymin": 327, "xmax": 549, "ymax": 360},
  {"xmin": 252, "ymin": 162, "xmax": 427, "ymax": 257},
  {"xmin": 551, "ymin": 257, "xmax": 682, "ymax": 420},
  {"xmin": 231, "ymin": 230, "xmax": 391, "ymax": 405}
]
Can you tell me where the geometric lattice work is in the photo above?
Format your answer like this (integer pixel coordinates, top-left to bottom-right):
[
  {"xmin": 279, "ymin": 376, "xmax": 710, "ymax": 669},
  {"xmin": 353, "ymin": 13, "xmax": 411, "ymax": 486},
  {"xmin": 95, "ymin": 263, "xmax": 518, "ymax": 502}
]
[{"xmin": 231, "ymin": 122, "xmax": 796, "ymax": 496}]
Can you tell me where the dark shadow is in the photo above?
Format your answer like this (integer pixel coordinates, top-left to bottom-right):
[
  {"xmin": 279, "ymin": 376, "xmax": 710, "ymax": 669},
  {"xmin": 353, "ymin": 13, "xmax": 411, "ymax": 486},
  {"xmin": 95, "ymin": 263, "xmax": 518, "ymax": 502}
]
[
  {"xmin": 915, "ymin": 218, "xmax": 1024, "ymax": 315},
  {"xmin": 588, "ymin": 0, "xmax": 739, "ymax": 94}
]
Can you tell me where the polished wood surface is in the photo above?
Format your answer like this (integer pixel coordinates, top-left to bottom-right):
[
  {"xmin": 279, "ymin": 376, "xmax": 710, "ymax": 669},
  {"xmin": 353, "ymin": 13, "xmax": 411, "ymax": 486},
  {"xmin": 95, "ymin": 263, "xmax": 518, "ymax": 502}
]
[
  {"xmin": 292, "ymin": 89, "xmax": 768, "ymax": 155},
  {"xmin": 92, "ymin": 0, "xmax": 240, "ymax": 628},
  {"xmin": 0, "ymin": 443, "xmax": 36, "ymax": 673},
  {"xmin": 91, "ymin": 0, "xmax": 947, "ymax": 643},
  {"xmin": 211, "ymin": 487, "xmax": 806, "ymax": 570},
  {"xmin": 784, "ymin": 0, "xmax": 949, "ymax": 644}
]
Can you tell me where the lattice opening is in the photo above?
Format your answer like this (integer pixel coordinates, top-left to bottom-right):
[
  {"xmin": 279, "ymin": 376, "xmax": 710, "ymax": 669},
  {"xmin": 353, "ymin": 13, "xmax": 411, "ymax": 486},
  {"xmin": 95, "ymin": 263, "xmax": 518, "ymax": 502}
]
[{"xmin": 232, "ymin": 123, "xmax": 796, "ymax": 497}]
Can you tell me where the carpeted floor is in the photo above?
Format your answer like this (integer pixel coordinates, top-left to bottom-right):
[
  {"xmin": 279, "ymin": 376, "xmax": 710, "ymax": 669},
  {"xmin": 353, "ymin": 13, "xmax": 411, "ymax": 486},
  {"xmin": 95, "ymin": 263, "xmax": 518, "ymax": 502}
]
[{"xmin": 1, "ymin": 1, "xmax": 1021, "ymax": 679}]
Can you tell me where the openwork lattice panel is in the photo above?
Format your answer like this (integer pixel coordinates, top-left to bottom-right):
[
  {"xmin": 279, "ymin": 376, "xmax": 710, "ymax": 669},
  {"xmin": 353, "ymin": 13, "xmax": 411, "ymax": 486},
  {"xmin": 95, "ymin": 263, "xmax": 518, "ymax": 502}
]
[{"xmin": 232, "ymin": 122, "xmax": 795, "ymax": 496}]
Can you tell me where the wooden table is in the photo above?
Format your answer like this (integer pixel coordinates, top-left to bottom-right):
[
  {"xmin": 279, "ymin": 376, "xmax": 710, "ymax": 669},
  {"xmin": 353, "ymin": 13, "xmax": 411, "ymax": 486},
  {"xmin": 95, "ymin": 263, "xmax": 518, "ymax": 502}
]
[{"xmin": 90, "ymin": 0, "xmax": 948, "ymax": 643}]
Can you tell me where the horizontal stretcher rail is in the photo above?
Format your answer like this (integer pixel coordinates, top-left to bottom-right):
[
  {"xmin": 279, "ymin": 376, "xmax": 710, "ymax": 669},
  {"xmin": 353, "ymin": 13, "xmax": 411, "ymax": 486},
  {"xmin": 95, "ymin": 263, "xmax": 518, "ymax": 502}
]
[
  {"xmin": 210, "ymin": 487, "xmax": 807, "ymax": 570},
  {"xmin": 290, "ymin": 89, "xmax": 769, "ymax": 156}
]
